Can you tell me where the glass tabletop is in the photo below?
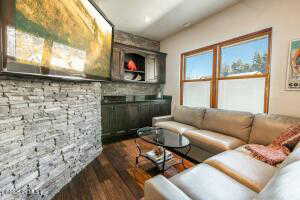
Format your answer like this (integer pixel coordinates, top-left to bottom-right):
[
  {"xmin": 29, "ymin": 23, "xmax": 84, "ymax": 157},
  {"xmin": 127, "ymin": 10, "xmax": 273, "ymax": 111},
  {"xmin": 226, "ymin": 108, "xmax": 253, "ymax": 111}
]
[{"xmin": 137, "ymin": 127, "xmax": 190, "ymax": 148}]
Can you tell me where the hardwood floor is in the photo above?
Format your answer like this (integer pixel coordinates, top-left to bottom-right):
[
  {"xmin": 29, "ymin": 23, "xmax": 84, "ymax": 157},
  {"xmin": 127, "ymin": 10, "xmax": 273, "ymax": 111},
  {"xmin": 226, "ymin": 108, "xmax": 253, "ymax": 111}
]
[{"xmin": 53, "ymin": 138, "xmax": 195, "ymax": 200}]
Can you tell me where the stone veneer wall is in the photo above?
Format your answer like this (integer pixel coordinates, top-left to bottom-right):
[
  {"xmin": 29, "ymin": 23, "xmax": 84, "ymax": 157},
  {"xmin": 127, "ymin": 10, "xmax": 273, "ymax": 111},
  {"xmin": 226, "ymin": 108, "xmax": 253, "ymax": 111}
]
[
  {"xmin": 102, "ymin": 82, "xmax": 162, "ymax": 96},
  {"xmin": 0, "ymin": 78, "xmax": 102, "ymax": 199},
  {"xmin": 114, "ymin": 30, "xmax": 160, "ymax": 51},
  {"xmin": 102, "ymin": 30, "xmax": 162, "ymax": 96}
]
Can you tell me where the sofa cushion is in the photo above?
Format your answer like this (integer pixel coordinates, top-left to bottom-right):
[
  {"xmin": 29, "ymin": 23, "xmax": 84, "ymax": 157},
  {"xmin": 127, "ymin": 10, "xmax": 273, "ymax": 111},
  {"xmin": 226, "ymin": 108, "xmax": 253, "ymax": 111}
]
[
  {"xmin": 144, "ymin": 175, "xmax": 192, "ymax": 200},
  {"xmin": 173, "ymin": 106, "xmax": 206, "ymax": 129},
  {"xmin": 249, "ymin": 114, "xmax": 300, "ymax": 145},
  {"xmin": 295, "ymin": 141, "xmax": 300, "ymax": 149},
  {"xmin": 170, "ymin": 163, "xmax": 257, "ymax": 200},
  {"xmin": 280, "ymin": 147, "xmax": 300, "ymax": 167},
  {"xmin": 183, "ymin": 129, "xmax": 246, "ymax": 154},
  {"xmin": 155, "ymin": 121, "xmax": 197, "ymax": 135},
  {"xmin": 204, "ymin": 150, "xmax": 277, "ymax": 192},
  {"xmin": 152, "ymin": 115, "xmax": 174, "ymax": 126},
  {"xmin": 202, "ymin": 108, "xmax": 253, "ymax": 142},
  {"xmin": 256, "ymin": 161, "xmax": 300, "ymax": 200}
]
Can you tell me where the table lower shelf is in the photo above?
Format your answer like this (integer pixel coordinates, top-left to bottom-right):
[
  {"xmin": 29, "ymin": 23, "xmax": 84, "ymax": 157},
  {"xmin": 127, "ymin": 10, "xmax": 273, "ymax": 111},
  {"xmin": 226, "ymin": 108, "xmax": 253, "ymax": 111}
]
[{"xmin": 137, "ymin": 149, "xmax": 184, "ymax": 171}]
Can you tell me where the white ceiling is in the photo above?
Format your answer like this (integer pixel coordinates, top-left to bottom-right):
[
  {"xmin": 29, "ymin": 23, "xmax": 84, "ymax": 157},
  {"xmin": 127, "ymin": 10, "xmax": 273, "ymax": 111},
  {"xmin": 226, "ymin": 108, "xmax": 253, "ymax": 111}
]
[{"xmin": 95, "ymin": 0, "xmax": 242, "ymax": 41}]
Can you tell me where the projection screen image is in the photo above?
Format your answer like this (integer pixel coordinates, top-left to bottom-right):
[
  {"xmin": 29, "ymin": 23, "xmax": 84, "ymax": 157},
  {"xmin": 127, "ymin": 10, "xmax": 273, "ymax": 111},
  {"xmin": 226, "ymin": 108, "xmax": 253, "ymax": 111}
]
[{"xmin": 2, "ymin": 0, "xmax": 113, "ymax": 80}]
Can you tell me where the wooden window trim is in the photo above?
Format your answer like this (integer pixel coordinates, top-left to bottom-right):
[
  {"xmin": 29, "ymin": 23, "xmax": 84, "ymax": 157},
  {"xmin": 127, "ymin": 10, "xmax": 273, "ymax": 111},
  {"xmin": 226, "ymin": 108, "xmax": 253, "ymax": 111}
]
[
  {"xmin": 180, "ymin": 28, "xmax": 272, "ymax": 113},
  {"xmin": 182, "ymin": 47, "xmax": 215, "ymax": 81},
  {"xmin": 180, "ymin": 45, "xmax": 217, "ymax": 106},
  {"xmin": 182, "ymin": 45, "xmax": 216, "ymax": 57},
  {"xmin": 218, "ymin": 74, "xmax": 268, "ymax": 80},
  {"xmin": 183, "ymin": 78, "xmax": 212, "ymax": 82}
]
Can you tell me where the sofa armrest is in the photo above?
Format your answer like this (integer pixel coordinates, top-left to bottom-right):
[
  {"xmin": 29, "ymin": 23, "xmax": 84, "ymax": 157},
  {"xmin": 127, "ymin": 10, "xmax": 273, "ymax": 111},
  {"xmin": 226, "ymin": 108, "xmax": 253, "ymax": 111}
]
[
  {"xmin": 152, "ymin": 115, "xmax": 174, "ymax": 126},
  {"xmin": 144, "ymin": 175, "xmax": 192, "ymax": 200}
]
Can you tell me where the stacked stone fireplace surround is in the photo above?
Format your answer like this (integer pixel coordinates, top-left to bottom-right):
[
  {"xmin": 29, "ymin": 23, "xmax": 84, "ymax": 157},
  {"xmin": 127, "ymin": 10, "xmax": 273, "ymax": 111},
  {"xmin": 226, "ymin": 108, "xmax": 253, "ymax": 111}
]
[
  {"xmin": 0, "ymin": 31, "xmax": 161, "ymax": 199},
  {"xmin": 0, "ymin": 78, "xmax": 102, "ymax": 199}
]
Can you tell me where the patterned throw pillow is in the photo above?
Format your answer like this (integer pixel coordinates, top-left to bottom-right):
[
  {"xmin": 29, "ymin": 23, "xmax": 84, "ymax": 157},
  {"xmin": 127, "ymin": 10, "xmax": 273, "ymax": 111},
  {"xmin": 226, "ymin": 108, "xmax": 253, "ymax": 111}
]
[
  {"xmin": 245, "ymin": 144, "xmax": 290, "ymax": 166},
  {"xmin": 246, "ymin": 124, "xmax": 300, "ymax": 166}
]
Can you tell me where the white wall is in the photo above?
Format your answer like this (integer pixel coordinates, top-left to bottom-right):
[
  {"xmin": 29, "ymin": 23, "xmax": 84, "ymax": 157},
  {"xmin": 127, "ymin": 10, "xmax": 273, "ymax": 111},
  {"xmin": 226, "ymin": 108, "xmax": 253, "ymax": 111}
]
[{"xmin": 161, "ymin": 0, "xmax": 300, "ymax": 117}]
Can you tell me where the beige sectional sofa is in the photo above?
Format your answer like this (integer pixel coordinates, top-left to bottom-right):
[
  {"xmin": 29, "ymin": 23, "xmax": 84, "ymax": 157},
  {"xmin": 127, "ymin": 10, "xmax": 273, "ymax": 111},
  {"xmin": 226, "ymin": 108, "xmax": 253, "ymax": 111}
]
[
  {"xmin": 145, "ymin": 106, "xmax": 300, "ymax": 200},
  {"xmin": 153, "ymin": 106, "xmax": 256, "ymax": 162}
]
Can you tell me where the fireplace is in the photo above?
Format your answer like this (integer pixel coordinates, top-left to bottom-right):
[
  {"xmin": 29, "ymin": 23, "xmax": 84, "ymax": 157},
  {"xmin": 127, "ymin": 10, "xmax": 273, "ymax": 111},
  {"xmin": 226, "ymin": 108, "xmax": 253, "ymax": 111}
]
[{"xmin": 124, "ymin": 53, "xmax": 145, "ymax": 82}]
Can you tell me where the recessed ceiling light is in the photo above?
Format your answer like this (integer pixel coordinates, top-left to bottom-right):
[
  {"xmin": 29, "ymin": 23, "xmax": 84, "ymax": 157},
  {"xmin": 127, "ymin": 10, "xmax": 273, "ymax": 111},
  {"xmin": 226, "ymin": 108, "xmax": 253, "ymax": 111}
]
[{"xmin": 183, "ymin": 22, "xmax": 191, "ymax": 28}]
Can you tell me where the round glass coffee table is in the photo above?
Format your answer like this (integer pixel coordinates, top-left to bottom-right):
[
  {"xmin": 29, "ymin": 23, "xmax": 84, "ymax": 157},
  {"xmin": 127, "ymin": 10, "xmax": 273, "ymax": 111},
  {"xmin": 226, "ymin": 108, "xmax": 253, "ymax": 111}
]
[{"xmin": 135, "ymin": 127, "xmax": 191, "ymax": 173}]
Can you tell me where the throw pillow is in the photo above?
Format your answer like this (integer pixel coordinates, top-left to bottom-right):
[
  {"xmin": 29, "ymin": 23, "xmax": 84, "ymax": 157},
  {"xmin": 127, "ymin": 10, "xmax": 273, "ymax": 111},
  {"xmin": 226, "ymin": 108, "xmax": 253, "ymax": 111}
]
[
  {"xmin": 245, "ymin": 144, "xmax": 290, "ymax": 166},
  {"xmin": 246, "ymin": 124, "xmax": 300, "ymax": 166}
]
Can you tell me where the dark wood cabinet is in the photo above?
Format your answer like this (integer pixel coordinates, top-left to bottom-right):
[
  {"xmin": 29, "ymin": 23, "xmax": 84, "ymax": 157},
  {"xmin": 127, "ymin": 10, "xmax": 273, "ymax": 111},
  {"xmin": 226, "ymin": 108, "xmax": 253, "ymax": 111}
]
[
  {"xmin": 150, "ymin": 102, "xmax": 161, "ymax": 118},
  {"xmin": 101, "ymin": 105, "xmax": 114, "ymax": 136},
  {"xmin": 102, "ymin": 104, "xmax": 128, "ymax": 137},
  {"xmin": 157, "ymin": 54, "xmax": 167, "ymax": 83},
  {"xmin": 160, "ymin": 100, "xmax": 171, "ymax": 116},
  {"xmin": 126, "ymin": 104, "xmax": 140, "ymax": 130},
  {"xmin": 145, "ymin": 55, "xmax": 159, "ymax": 83},
  {"xmin": 114, "ymin": 105, "xmax": 128, "ymax": 132},
  {"xmin": 101, "ymin": 100, "xmax": 172, "ymax": 141},
  {"xmin": 139, "ymin": 103, "xmax": 153, "ymax": 127},
  {"xmin": 111, "ymin": 47, "xmax": 124, "ymax": 81}
]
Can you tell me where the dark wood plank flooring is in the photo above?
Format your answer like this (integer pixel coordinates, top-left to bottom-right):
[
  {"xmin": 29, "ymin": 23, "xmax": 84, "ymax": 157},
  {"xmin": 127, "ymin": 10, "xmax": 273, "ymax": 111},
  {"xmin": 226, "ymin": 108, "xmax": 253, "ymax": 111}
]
[{"xmin": 53, "ymin": 138, "xmax": 195, "ymax": 200}]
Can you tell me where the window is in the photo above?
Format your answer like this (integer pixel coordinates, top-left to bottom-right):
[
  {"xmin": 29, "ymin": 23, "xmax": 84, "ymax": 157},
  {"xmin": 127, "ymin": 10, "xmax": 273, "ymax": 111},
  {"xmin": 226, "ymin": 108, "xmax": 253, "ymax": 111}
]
[
  {"xmin": 185, "ymin": 50, "xmax": 213, "ymax": 80},
  {"xmin": 181, "ymin": 47, "xmax": 216, "ymax": 108},
  {"xmin": 181, "ymin": 28, "xmax": 272, "ymax": 113}
]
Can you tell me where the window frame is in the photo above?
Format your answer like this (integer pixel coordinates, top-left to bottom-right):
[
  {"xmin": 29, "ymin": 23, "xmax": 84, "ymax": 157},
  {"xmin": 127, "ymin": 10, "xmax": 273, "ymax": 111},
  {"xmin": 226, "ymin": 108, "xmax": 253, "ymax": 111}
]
[
  {"xmin": 180, "ymin": 28, "xmax": 272, "ymax": 113},
  {"xmin": 180, "ymin": 45, "xmax": 218, "ymax": 108},
  {"xmin": 184, "ymin": 48, "xmax": 214, "ymax": 81}
]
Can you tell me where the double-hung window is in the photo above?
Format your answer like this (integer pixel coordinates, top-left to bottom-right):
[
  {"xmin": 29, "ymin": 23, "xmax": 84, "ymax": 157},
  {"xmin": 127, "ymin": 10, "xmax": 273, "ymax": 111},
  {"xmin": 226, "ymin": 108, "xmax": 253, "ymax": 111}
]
[{"xmin": 181, "ymin": 28, "xmax": 272, "ymax": 113}]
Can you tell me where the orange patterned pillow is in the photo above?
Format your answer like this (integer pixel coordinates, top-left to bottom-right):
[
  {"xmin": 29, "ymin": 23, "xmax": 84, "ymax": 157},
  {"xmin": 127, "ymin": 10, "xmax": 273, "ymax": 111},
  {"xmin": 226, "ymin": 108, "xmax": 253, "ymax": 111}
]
[
  {"xmin": 245, "ymin": 144, "xmax": 290, "ymax": 166},
  {"xmin": 245, "ymin": 124, "xmax": 300, "ymax": 166}
]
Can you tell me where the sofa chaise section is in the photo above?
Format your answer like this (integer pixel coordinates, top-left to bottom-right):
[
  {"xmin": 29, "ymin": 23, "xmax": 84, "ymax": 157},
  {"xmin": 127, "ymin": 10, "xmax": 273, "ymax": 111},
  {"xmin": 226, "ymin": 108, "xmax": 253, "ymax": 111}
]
[
  {"xmin": 144, "ymin": 143, "xmax": 300, "ymax": 200},
  {"xmin": 146, "ymin": 109, "xmax": 300, "ymax": 200},
  {"xmin": 204, "ymin": 150, "xmax": 277, "ymax": 192},
  {"xmin": 145, "ymin": 163, "xmax": 257, "ymax": 200},
  {"xmin": 144, "ymin": 175, "xmax": 192, "ymax": 200}
]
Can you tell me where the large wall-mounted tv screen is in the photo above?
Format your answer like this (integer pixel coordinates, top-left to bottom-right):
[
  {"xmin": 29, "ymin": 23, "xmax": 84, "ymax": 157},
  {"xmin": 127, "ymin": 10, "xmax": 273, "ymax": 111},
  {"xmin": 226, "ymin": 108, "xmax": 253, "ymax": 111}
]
[{"xmin": 0, "ymin": 0, "xmax": 113, "ymax": 81}]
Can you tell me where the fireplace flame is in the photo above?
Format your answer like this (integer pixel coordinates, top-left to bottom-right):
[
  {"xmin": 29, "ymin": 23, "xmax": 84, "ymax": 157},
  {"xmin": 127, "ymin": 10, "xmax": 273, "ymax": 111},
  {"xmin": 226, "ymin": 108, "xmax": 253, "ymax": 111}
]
[{"xmin": 128, "ymin": 60, "xmax": 138, "ymax": 71}]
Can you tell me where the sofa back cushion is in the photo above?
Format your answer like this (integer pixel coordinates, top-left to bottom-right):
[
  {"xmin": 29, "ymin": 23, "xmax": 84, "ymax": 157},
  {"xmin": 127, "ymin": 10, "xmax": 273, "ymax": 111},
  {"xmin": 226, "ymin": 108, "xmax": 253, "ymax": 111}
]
[
  {"xmin": 173, "ymin": 106, "xmax": 206, "ymax": 129},
  {"xmin": 202, "ymin": 108, "xmax": 254, "ymax": 142},
  {"xmin": 280, "ymin": 142, "xmax": 300, "ymax": 167},
  {"xmin": 257, "ymin": 161, "xmax": 300, "ymax": 200},
  {"xmin": 295, "ymin": 141, "xmax": 300, "ymax": 149},
  {"xmin": 249, "ymin": 114, "xmax": 300, "ymax": 145}
]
